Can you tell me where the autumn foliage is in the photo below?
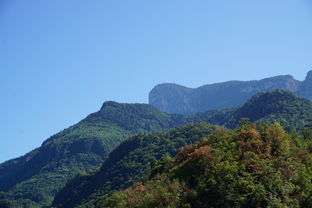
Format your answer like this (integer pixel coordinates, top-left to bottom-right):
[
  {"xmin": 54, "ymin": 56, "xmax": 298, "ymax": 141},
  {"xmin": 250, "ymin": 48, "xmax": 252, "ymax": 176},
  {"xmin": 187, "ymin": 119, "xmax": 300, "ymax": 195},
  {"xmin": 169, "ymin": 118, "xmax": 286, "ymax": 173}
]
[{"xmin": 97, "ymin": 122, "xmax": 312, "ymax": 208}]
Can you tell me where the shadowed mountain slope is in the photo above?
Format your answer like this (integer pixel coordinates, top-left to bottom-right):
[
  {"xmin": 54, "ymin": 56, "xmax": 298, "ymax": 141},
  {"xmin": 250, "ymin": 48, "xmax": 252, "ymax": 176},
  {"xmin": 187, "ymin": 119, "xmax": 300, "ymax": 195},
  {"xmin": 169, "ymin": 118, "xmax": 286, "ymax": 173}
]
[
  {"xmin": 0, "ymin": 102, "xmax": 188, "ymax": 207},
  {"xmin": 2, "ymin": 90, "xmax": 312, "ymax": 207},
  {"xmin": 52, "ymin": 122, "xmax": 219, "ymax": 208},
  {"xmin": 53, "ymin": 90, "xmax": 312, "ymax": 208}
]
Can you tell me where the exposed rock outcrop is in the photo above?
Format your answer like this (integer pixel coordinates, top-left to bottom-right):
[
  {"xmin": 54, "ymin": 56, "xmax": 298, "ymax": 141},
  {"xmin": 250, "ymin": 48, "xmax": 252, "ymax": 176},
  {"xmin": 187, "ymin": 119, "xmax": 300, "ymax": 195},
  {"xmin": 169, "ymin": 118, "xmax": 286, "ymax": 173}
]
[{"xmin": 149, "ymin": 71, "xmax": 311, "ymax": 114}]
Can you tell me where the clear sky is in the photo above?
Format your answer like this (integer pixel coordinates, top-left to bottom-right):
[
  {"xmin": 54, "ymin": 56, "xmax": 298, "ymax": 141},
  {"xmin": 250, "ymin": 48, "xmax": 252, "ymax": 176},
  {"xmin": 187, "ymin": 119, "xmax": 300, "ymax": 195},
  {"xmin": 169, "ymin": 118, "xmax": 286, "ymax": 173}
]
[{"xmin": 0, "ymin": 0, "xmax": 312, "ymax": 163}]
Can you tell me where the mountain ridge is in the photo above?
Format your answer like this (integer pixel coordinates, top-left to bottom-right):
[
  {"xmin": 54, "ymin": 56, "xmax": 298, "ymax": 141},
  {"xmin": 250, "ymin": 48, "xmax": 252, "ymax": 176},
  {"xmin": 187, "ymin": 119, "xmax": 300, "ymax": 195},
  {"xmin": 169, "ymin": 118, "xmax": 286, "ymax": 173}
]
[
  {"xmin": 51, "ymin": 90, "xmax": 312, "ymax": 208},
  {"xmin": 2, "ymin": 90, "xmax": 312, "ymax": 207},
  {"xmin": 0, "ymin": 102, "xmax": 189, "ymax": 207},
  {"xmin": 149, "ymin": 71, "xmax": 310, "ymax": 114}
]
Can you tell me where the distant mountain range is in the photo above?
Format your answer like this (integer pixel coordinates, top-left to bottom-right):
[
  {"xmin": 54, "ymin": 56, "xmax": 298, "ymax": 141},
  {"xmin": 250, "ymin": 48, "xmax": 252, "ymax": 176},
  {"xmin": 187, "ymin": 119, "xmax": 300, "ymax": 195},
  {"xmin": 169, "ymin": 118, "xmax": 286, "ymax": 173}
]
[
  {"xmin": 51, "ymin": 90, "xmax": 312, "ymax": 208},
  {"xmin": 1, "ymin": 73, "xmax": 312, "ymax": 208},
  {"xmin": 149, "ymin": 70, "xmax": 312, "ymax": 114}
]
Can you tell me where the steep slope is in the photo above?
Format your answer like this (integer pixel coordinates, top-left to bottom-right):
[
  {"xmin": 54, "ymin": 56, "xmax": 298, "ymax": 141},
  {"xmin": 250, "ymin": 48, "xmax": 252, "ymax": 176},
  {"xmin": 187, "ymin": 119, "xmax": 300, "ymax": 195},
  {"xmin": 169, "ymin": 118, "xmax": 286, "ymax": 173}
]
[
  {"xmin": 149, "ymin": 71, "xmax": 312, "ymax": 114},
  {"xmin": 226, "ymin": 90, "xmax": 312, "ymax": 131},
  {"xmin": 299, "ymin": 70, "xmax": 312, "ymax": 100},
  {"xmin": 97, "ymin": 123, "xmax": 312, "ymax": 208},
  {"xmin": 0, "ymin": 101, "xmax": 187, "ymax": 207},
  {"xmin": 187, "ymin": 90, "xmax": 312, "ymax": 132},
  {"xmin": 53, "ymin": 90, "xmax": 312, "ymax": 208},
  {"xmin": 52, "ymin": 122, "xmax": 219, "ymax": 208},
  {"xmin": 2, "ymin": 90, "xmax": 312, "ymax": 207}
]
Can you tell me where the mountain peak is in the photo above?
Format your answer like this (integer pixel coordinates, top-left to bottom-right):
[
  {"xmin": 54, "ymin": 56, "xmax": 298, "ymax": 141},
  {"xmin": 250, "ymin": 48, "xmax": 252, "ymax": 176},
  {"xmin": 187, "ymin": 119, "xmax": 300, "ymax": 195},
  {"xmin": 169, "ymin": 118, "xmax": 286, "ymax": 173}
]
[
  {"xmin": 149, "ymin": 73, "xmax": 304, "ymax": 114},
  {"xmin": 298, "ymin": 70, "xmax": 312, "ymax": 100},
  {"xmin": 305, "ymin": 70, "xmax": 312, "ymax": 81},
  {"xmin": 233, "ymin": 90, "xmax": 308, "ymax": 125},
  {"xmin": 100, "ymin": 101, "xmax": 121, "ymax": 111}
]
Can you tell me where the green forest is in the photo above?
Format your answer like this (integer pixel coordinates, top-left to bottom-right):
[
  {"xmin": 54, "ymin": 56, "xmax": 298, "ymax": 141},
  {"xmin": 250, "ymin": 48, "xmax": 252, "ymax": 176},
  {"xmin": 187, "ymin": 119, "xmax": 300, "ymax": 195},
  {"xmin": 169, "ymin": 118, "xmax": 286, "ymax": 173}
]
[
  {"xmin": 1, "ymin": 90, "xmax": 312, "ymax": 208},
  {"xmin": 96, "ymin": 122, "xmax": 312, "ymax": 208}
]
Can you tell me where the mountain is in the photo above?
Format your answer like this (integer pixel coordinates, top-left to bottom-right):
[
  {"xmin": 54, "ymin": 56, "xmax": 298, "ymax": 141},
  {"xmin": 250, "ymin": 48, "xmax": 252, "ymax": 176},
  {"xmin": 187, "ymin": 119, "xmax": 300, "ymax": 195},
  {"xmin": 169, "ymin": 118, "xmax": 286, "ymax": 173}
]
[
  {"xmin": 299, "ymin": 70, "xmax": 312, "ymax": 100},
  {"xmin": 52, "ymin": 90, "xmax": 312, "ymax": 208},
  {"xmin": 0, "ymin": 101, "xmax": 188, "ymax": 207},
  {"xmin": 149, "ymin": 71, "xmax": 312, "ymax": 114},
  {"xmin": 226, "ymin": 90, "xmax": 312, "ymax": 131},
  {"xmin": 190, "ymin": 90, "xmax": 312, "ymax": 132},
  {"xmin": 52, "ymin": 122, "xmax": 219, "ymax": 208},
  {"xmin": 97, "ymin": 122, "xmax": 312, "ymax": 208},
  {"xmin": 2, "ymin": 90, "xmax": 312, "ymax": 207}
]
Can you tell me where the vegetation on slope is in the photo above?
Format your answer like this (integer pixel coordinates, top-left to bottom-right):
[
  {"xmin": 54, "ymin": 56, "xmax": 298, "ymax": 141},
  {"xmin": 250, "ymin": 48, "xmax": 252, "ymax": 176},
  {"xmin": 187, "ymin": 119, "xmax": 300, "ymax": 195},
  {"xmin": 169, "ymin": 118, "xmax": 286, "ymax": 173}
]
[
  {"xmin": 0, "ymin": 101, "xmax": 186, "ymax": 207},
  {"xmin": 227, "ymin": 90, "xmax": 312, "ymax": 131},
  {"xmin": 52, "ymin": 122, "xmax": 219, "ymax": 208},
  {"xmin": 192, "ymin": 90, "xmax": 312, "ymax": 131},
  {"xmin": 2, "ymin": 90, "xmax": 312, "ymax": 207},
  {"xmin": 97, "ymin": 122, "xmax": 312, "ymax": 208},
  {"xmin": 53, "ymin": 90, "xmax": 312, "ymax": 208}
]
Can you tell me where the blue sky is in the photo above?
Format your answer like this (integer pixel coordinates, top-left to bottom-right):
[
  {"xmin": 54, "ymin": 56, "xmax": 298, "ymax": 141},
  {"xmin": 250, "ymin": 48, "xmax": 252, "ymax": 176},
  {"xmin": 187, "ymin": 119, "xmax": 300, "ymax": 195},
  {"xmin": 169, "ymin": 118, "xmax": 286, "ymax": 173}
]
[{"xmin": 0, "ymin": 0, "xmax": 312, "ymax": 163}]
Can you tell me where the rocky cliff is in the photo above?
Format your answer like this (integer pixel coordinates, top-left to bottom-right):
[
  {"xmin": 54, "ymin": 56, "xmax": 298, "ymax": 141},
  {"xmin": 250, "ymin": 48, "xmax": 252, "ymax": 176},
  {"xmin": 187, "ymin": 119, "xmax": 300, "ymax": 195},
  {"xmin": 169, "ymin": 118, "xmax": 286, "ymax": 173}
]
[{"xmin": 149, "ymin": 71, "xmax": 311, "ymax": 114}]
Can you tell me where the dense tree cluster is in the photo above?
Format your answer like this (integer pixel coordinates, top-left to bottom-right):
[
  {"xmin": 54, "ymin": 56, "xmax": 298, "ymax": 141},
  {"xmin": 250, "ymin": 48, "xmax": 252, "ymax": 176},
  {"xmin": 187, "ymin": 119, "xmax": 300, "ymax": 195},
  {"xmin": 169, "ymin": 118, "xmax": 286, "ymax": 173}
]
[
  {"xmin": 97, "ymin": 122, "xmax": 312, "ymax": 208},
  {"xmin": 52, "ymin": 122, "xmax": 218, "ymax": 208},
  {"xmin": 0, "ymin": 102, "xmax": 188, "ymax": 207},
  {"xmin": 2, "ymin": 90, "xmax": 312, "ymax": 208}
]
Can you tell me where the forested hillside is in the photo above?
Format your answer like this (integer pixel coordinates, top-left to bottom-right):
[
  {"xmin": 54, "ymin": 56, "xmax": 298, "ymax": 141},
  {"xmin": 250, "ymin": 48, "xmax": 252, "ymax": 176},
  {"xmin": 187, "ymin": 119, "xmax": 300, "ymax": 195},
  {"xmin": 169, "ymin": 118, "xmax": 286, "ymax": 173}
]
[
  {"xmin": 224, "ymin": 90, "xmax": 312, "ymax": 131},
  {"xmin": 1, "ymin": 90, "xmax": 312, "ymax": 207},
  {"xmin": 96, "ymin": 122, "xmax": 312, "ymax": 208},
  {"xmin": 53, "ymin": 91, "xmax": 312, "ymax": 208},
  {"xmin": 189, "ymin": 90, "xmax": 312, "ymax": 132},
  {"xmin": 52, "ymin": 122, "xmax": 218, "ymax": 208},
  {"xmin": 0, "ymin": 102, "xmax": 187, "ymax": 207}
]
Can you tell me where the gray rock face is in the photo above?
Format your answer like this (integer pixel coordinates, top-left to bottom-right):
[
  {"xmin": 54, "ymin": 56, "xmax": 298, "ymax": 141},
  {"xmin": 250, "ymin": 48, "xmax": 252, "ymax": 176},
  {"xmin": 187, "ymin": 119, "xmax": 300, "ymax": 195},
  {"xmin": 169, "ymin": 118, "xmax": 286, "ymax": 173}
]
[
  {"xmin": 299, "ymin": 71, "xmax": 312, "ymax": 100},
  {"xmin": 149, "ymin": 71, "xmax": 312, "ymax": 114}
]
